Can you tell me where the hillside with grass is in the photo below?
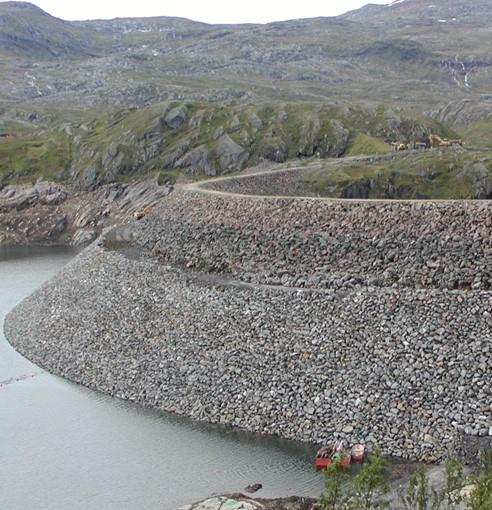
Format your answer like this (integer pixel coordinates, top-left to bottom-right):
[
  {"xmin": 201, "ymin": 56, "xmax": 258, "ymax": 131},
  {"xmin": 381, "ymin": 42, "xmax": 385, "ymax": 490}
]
[
  {"xmin": 199, "ymin": 149, "xmax": 492, "ymax": 200},
  {"xmin": 0, "ymin": 101, "xmax": 452, "ymax": 188},
  {"xmin": 303, "ymin": 149, "xmax": 492, "ymax": 199}
]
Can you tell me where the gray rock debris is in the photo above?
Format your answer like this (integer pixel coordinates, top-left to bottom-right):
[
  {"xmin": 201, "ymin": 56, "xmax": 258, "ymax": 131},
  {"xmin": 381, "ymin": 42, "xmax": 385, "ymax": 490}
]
[
  {"xmin": 4, "ymin": 186, "xmax": 491, "ymax": 462},
  {"xmin": 177, "ymin": 496, "xmax": 263, "ymax": 510}
]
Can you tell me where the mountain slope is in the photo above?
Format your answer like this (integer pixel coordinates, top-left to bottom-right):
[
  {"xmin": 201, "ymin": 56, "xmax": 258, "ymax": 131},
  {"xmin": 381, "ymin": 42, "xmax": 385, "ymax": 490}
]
[
  {"xmin": 0, "ymin": 1, "xmax": 491, "ymax": 111},
  {"xmin": 344, "ymin": 0, "xmax": 492, "ymax": 27},
  {"xmin": 0, "ymin": 100, "xmax": 450, "ymax": 187},
  {"xmin": 0, "ymin": 0, "xmax": 491, "ymax": 191},
  {"xmin": 0, "ymin": 1, "xmax": 98, "ymax": 58}
]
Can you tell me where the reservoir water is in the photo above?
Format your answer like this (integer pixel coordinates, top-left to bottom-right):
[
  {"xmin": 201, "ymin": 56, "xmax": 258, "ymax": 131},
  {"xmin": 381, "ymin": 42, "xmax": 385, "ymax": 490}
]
[{"xmin": 0, "ymin": 246, "xmax": 324, "ymax": 510}]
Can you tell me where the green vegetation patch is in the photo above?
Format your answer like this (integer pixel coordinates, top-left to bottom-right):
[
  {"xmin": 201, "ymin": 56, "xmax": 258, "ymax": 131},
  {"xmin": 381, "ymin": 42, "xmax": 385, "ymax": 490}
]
[
  {"xmin": 0, "ymin": 132, "xmax": 72, "ymax": 184},
  {"xmin": 463, "ymin": 118, "xmax": 492, "ymax": 149},
  {"xmin": 347, "ymin": 133, "xmax": 391, "ymax": 156},
  {"xmin": 304, "ymin": 150, "xmax": 492, "ymax": 199},
  {"xmin": 0, "ymin": 99, "xmax": 459, "ymax": 187}
]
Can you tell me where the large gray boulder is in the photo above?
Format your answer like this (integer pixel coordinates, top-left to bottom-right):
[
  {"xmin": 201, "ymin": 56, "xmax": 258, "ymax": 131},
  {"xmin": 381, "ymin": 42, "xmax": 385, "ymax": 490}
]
[
  {"xmin": 177, "ymin": 496, "xmax": 263, "ymax": 510},
  {"xmin": 79, "ymin": 165, "xmax": 98, "ymax": 190},
  {"xmin": 164, "ymin": 105, "xmax": 188, "ymax": 129},
  {"xmin": 326, "ymin": 119, "xmax": 349, "ymax": 156},
  {"xmin": 176, "ymin": 144, "xmax": 216, "ymax": 176},
  {"xmin": 215, "ymin": 134, "xmax": 248, "ymax": 171}
]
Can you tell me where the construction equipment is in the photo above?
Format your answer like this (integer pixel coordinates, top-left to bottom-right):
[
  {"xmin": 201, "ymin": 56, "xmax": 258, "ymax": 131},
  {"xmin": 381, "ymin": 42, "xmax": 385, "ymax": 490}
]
[
  {"xmin": 390, "ymin": 141, "xmax": 407, "ymax": 151},
  {"xmin": 429, "ymin": 134, "xmax": 464, "ymax": 148},
  {"xmin": 448, "ymin": 139, "xmax": 465, "ymax": 146},
  {"xmin": 133, "ymin": 206, "xmax": 152, "ymax": 220},
  {"xmin": 429, "ymin": 133, "xmax": 447, "ymax": 147}
]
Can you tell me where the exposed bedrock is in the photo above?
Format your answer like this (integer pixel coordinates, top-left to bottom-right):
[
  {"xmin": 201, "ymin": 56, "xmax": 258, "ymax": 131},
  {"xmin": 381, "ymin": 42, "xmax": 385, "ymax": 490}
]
[
  {"xmin": 0, "ymin": 179, "xmax": 172, "ymax": 246},
  {"xmin": 4, "ymin": 185, "xmax": 492, "ymax": 463}
]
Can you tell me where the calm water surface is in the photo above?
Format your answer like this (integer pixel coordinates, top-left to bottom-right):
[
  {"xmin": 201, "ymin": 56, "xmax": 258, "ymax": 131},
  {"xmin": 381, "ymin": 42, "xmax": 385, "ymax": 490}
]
[{"xmin": 0, "ymin": 246, "xmax": 324, "ymax": 510}]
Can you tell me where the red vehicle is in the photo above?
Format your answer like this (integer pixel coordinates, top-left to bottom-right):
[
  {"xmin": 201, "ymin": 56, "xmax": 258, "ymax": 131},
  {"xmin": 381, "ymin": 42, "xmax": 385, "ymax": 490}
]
[
  {"xmin": 315, "ymin": 445, "xmax": 351, "ymax": 472},
  {"xmin": 351, "ymin": 444, "xmax": 365, "ymax": 463}
]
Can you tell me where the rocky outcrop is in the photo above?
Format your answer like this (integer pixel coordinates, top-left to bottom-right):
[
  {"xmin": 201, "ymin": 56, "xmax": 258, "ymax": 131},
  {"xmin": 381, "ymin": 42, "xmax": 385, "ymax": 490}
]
[
  {"xmin": 435, "ymin": 99, "xmax": 492, "ymax": 127},
  {"xmin": 327, "ymin": 120, "xmax": 350, "ymax": 157},
  {"xmin": 172, "ymin": 124, "xmax": 250, "ymax": 176},
  {"xmin": 0, "ymin": 100, "xmax": 447, "ymax": 188},
  {"xmin": 0, "ymin": 179, "xmax": 172, "ymax": 245},
  {"xmin": 215, "ymin": 134, "xmax": 249, "ymax": 172},
  {"xmin": 164, "ymin": 105, "xmax": 188, "ymax": 129},
  {"xmin": 260, "ymin": 140, "xmax": 289, "ymax": 163},
  {"xmin": 177, "ymin": 145, "xmax": 215, "ymax": 176},
  {"xmin": 0, "ymin": 180, "xmax": 68, "ymax": 212}
]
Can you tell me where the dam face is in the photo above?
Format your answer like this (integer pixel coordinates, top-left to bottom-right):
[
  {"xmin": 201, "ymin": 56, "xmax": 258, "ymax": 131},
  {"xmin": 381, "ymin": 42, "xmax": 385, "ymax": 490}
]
[{"xmin": 5, "ymin": 173, "xmax": 492, "ymax": 463}]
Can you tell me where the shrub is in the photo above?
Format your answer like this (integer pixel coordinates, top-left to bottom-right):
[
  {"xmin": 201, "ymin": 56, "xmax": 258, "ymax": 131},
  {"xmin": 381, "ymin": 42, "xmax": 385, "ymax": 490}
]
[
  {"xmin": 318, "ymin": 449, "xmax": 390, "ymax": 510},
  {"xmin": 318, "ymin": 462, "xmax": 351, "ymax": 510},
  {"xmin": 400, "ymin": 470, "xmax": 431, "ymax": 510},
  {"xmin": 469, "ymin": 451, "xmax": 492, "ymax": 510},
  {"xmin": 352, "ymin": 450, "xmax": 390, "ymax": 509},
  {"xmin": 157, "ymin": 169, "xmax": 177, "ymax": 186},
  {"xmin": 401, "ymin": 459, "xmax": 467, "ymax": 510}
]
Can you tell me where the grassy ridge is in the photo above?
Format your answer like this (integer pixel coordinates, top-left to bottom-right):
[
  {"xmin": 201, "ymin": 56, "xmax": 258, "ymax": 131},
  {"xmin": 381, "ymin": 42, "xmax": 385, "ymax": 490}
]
[
  {"xmin": 304, "ymin": 149, "xmax": 492, "ymax": 199},
  {"xmin": 464, "ymin": 118, "xmax": 492, "ymax": 149},
  {"xmin": 0, "ymin": 132, "xmax": 73, "ymax": 184},
  {"xmin": 0, "ymin": 100, "xmax": 451, "ymax": 187},
  {"xmin": 347, "ymin": 133, "xmax": 390, "ymax": 156}
]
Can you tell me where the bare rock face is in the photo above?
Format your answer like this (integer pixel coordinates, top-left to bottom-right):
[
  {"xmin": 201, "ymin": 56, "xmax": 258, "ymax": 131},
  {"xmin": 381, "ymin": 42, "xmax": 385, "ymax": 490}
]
[
  {"xmin": 164, "ymin": 105, "xmax": 188, "ymax": 130},
  {"xmin": 176, "ymin": 145, "xmax": 216, "ymax": 176},
  {"xmin": 326, "ymin": 120, "xmax": 349, "ymax": 157},
  {"xmin": 0, "ymin": 181, "xmax": 68, "ymax": 212},
  {"xmin": 0, "ymin": 179, "xmax": 173, "ymax": 246},
  {"xmin": 79, "ymin": 166, "xmax": 98, "ymax": 190},
  {"xmin": 101, "ymin": 143, "xmax": 120, "ymax": 169},
  {"xmin": 215, "ymin": 134, "xmax": 249, "ymax": 172},
  {"xmin": 261, "ymin": 141, "xmax": 289, "ymax": 163},
  {"xmin": 297, "ymin": 115, "xmax": 322, "ymax": 157}
]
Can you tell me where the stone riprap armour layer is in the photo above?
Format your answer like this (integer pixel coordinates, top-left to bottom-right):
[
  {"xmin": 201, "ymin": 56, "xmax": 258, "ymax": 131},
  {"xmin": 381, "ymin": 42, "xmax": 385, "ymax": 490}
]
[{"xmin": 5, "ymin": 182, "xmax": 492, "ymax": 462}]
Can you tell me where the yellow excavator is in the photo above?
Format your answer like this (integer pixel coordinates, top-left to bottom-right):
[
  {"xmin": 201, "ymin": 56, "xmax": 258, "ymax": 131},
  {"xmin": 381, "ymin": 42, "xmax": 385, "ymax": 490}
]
[
  {"xmin": 390, "ymin": 141, "xmax": 407, "ymax": 151},
  {"xmin": 133, "ymin": 206, "xmax": 152, "ymax": 220},
  {"xmin": 429, "ymin": 134, "xmax": 464, "ymax": 148}
]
